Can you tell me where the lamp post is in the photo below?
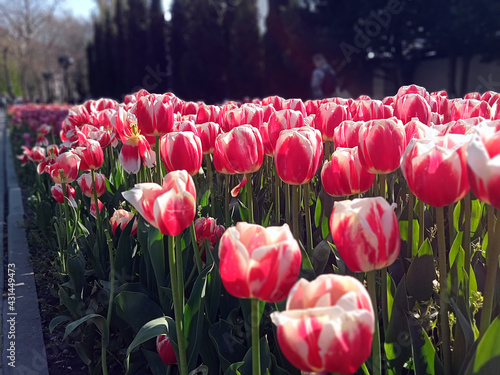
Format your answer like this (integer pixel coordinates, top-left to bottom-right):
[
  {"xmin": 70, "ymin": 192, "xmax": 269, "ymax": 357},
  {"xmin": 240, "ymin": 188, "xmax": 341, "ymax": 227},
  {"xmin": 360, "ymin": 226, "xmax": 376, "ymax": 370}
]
[{"xmin": 58, "ymin": 55, "xmax": 74, "ymax": 103}]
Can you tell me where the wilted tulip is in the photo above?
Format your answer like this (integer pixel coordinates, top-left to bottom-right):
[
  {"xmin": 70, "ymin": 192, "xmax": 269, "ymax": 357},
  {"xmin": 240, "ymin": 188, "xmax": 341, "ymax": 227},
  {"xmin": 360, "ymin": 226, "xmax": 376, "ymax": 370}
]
[
  {"xmin": 401, "ymin": 134, "xmax": 470, "ymax": 207},
  {"xmin": 274, "ymin": 127, "xmax": 323, "ymax": 185},
  {"xmin": 330, "ymin": 197, "xmax": 400, "ymax": 272},
  {"xmin": 218, "ymin": 222, "xmax": 301, "ymax": 302},
  {"xmin": 122, "ymin": 170, "xmax": 196, "ymax": 236},
  {"xmin": 270, "ymin": 274, "xmax": 374, "ymax": 374},
  {"xmin": 160, "ymin": 131, "xmax": 203, "ymax": 176},
  {"xmin": 118, "ymin": 123, "xmax": 156, "ymax": 174},
  {"xmin": 321, "ymin": 147, "xmax": 374, "ymax": 197},
  {"xmin": 358, "ymin": 117, "xmax": 406, "ymax": 174}
]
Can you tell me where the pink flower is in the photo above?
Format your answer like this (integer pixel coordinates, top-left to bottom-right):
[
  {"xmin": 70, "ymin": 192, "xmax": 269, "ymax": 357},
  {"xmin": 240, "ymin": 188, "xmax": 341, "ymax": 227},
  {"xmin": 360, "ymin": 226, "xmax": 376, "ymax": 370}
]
[
  {"xmin": 270, "ymin": 274, "xmax": 374, "ymax": 374},
  {"xmin": 51, "ymin": 183, "xmax": 77, "ymax": 207},
  {"xmin": 160, "ymin": 131, "xmax": 203, "ymax": 176},
  {"xmin": 156, "ymin": 335, "xmax": 177, "ymax": 365},
  {"xmin": 218, "ymin": 222, "xmax": 301, "ymax": 302},
  {"xmin": 77, "ymin": 172, "xmax": 107, "ymax": 197},
  {"xmin": 49, "ymin": 152, "xmax": 81, "ymax": 183},
  {"xmin": 330, "ymin": 197, "xmax": 400, "ymax": 272},
  {"xmin": 122, "ymin": 170, "xmax": 196, "ymax": 236},
  {"xmin": 321, "ymin": 147, "xmax": 374, "ymax": 197},
  {"xmin": 110, "ymin": 209, "xmax": 138, "ymax": 235}
]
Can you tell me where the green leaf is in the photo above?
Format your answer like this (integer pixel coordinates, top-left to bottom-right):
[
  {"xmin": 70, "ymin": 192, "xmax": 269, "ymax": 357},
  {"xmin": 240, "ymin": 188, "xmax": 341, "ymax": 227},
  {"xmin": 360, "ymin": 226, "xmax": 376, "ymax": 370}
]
[
  {"xmin": 224, "ymin": 362, "xmax": 244, "ymax": 375},
  {"xmin": 142, "ymin": 348, "xmax": 168, "ymax": 375},
  {"xmin": 114, "ymin": 218, "xmax": 137, "ymax": 283},
  {"xmin": 314, "ymin": 196, "xmax": 322, "ymax": 227},
  {"xmin": 238, "ymin": 336, "xmax": 272, "ymax": 375},
  {"xmin": 209, "ymin": 320, "xmax": 247, "ymax": 372},
  {"xmin": 67, "ymin": 250, "xmax": 86, "ymax": 301},
  {"xmin": 321, "ymin": 215, "xmax": 329, "ymax": 239},
  {"xmin": 200, "ymin": 189, "xmax": 210, "ymax": 207},
  {"xmin": 473, "ymin": 317, "xmax": 500, "ymax": 374},
  {"xmin": 418, "ymin": 239, "xmax": 433, "ymax": 257},
  {"xmin": 408, "ymin": 315, "xmax": 445, "ymax": 375},
  {"xmin": 454, "ymin": 200, "xmax": 462, "ymax": 232},
  {"xmin": 399, "ymin": 219, "xmax": 420, "ymax": 256},
  {"xmin": 49, "ymin": 315, "xmax": 71, "ymax": 334},
  {"xmin": 470, "ymin": 199, "xmax": 483, "ymax": 237},
  {"xmin": 125, "ymin": 316, "xmax": 176, "ymax": 372},
  {"xmin": 407, "ymin": 254, "xmax": 436, "ymax": 302},
  {"xmin": 185, "ymin": 264, "xmax": 214, "ymax": 369},
  {"xmin": 63, "ymin": 314, "xmax": 107, "ymax": 343},
  {"xmin": 148, "ymin": 225, "xmax": 166, "ymax": 287},
  {"xmin": 387, "ymin": 272, "xmax": 396, "ymax": 322},
  {"xmin": 114, "ymin": 291, "xmax": 164, "ymax": 332},
  {"xmin": 262, "ymin": 203, "xmax": 273, "ymax": 228},
  {"xmin": 312, "ymin": 239, "xmax": 332, "ymax": 275}
]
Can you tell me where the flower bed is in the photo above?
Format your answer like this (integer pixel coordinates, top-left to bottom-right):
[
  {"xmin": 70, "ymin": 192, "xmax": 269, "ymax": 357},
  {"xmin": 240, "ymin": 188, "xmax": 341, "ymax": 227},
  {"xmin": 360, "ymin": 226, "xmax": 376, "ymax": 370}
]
[{"xmin": 11, "ymin": 86, "xmax": 500, "ymax": 375}]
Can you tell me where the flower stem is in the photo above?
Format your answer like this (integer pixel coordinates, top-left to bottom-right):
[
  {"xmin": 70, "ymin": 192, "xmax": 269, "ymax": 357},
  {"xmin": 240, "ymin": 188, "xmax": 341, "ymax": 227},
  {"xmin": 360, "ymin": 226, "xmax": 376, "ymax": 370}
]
[
  {"xmin": 408, "ymin": 190, "xmax": 414, "ymax": 256},
  {"xmin": 367, "ymin": 270, "xmax": 381, "ymax": 375},
  {"xmin": 285, "ymin": 183, "xmax": 291, "ymax": 224},
  {"xmin": 246, "ymin": 173, "xmax": 254, "ymax": 224},
  {"xmin": 274, "ymin": 166, "xmax": 280, "ymax": 225},
  {"xmin": 155, "ymin": 135, "xmax": 162, "ymax": 184},
  {"xmin": 61, "ymin": 181, "xmax": 71, "ymax": 273},
  {"xmin": 225, "ymin": 174, "xmax": 231, "ymax": 226},
  {"xmin": 419, "ymin": 199, "xmax": 425, "ymax": 247},
  {"xmin": 101, "ymin": 229, "xmax": 116, "ymax": 375},
  {"xmin": 436, "ymin": 206, "xmax": 451, "ymax": 375},
  {"xmin": 168, "ymin": 235, "xmax": 188, "ymax": 375},
  {"xmin": 91, "ymin": 169, "xmax": 102, "ymax": 235},
  {"xmin": 251, "ymin": 298, "xmax": 261, "ymax": 375},
  {"xmin": 292, "ymin": 184, "xmax": 300, "ymax": 242},
  {"xmin": 378, "ymin": 173, "xmax": 386, "ymax": 199},
  {"xmin": 304, "ymin": 182, "xmax": 314, "ymax": 257},
  {"xmin": 205, "ymin": 154, "xmax": 215, "ymax": 217},
  {"xmin": 479, "ymin": 208, "xmax": 500, "ymax": 338},
  {"xmin": 190, "ymin": 222, "xmax": 202, "ymax": 273},
  {"xmin": 463, "ymin": 193, "xmax": 471, "ymax": 277}
]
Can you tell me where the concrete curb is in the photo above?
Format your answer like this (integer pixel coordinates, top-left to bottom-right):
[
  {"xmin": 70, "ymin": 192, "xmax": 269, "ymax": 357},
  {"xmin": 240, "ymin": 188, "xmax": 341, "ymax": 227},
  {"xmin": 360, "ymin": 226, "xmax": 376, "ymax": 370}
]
[{"xmin": 1, "ymin": 110, "xmax": 49, "ymax": 375}]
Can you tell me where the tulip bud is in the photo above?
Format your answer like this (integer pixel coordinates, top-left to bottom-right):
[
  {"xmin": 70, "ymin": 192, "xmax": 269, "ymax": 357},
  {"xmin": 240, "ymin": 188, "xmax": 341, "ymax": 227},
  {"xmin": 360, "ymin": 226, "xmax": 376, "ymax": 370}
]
[
  {"xmin": 51, "ymin": 183, "xmax": 77, "ymax": 207},
  {"xmin": 77, "ymin": 172, "xmax": 107, "ymax": 197},
  {"xmin": 156, "ymin": 335, "xmax": 177, "ymax": 365},
  {"xmin": 110, "ymin": 209, "xmax": 138, "ymax": 235}
]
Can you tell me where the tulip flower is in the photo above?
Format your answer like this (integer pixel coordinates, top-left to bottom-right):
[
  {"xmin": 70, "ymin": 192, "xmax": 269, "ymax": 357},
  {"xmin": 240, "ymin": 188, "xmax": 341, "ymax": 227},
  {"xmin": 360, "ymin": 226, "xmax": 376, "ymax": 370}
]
[
  {"xmin": 50, "ymin": 152, "xmax": 81, "ymax": 184},
  {"xmin": 218, "ymin": 222, "xmax": 301, "ymax": 302},
  {"xmin": 77, "ymin": 172, "xmax": 107, "ymax": 197},
  {"xmin": 333, "ymin": 120, "xmax": 363, "ymax": 149},
  {"xmin": 313, "ymin": 103, "xmax": 351, "ymax": 141},
  {"xmin": 396, "ymin": 84, "xmax": 430, "ymax": 102},
  {"xmin": 110, "ymin": 209, "xmax": 138, "ymax": 235},
  {"xmin": 404, "ymin": 118, "xmax": 438, "ymax": 147},
  {"xmin": 75, "ymin": 139, "xmax": 104, "ymax": 171},
  {"xmin": 51, "ymin": 183, "xmax": 77, "ymax": 207},
  {"xmin": 195, "ymin": 122, "xmax": 220, "ymax": 154},
  {"xmin": 267, "ymin": 109, "xmax": 305, "ymax": 150},
  {"xmin": 118, "ymin": 123, "xmax": 156, "ymax": 175},
  {"xmin": 358, "ymin": 117, "xmax": 406, "ymax": 174},
  {"xmin": 259, "ymin": 122, "xmax": 274, "ymax": 157},
  {"xmin": 283, "ymin": 98, "xmax": 306, "ymax": 115},
  {"xmin": 274, "ymin": 127, "xmax": 323, "ymax": 185},
  {"xmin": 90, "ymin": 198, "xmax": 104, "ymax": 219},
  {"xmin": 466, "ymin": 122, "xmax": 500, "ymax": 209},
  {"xmin": 330, "ymin": 197, "xmax": 400, "ymax": 272},
  {"xmin": 131, "ymin": 94, "xmax": 174, "ymax": 137},
  {"xmin": 394, "ymin": 93, "xmax": 432, "ymax": 125},
  {"xmin": 401, "ymin": 134, "xmax": 470, "ymax": 207},
  {"xmin": 321, "ymin": 147, "xmax": 375, "ymax": 197},
  {"xmin": 160, "ymin": 131, "xmax": 203, "ymax": 176},
  {"xmin": 156, "ymin": 335, "xmax": 177, "ymax": 365},
  {"xmin": 270, "ymin": 274, "xmax": 374, "ymax": 374},
  {"xmin": 122, "ymin": 170, "xmax": 196, "ymax": 236},
  {"xmin": 194, "ymin": 217, "xmax": 225, "ymax": 247},
  {"xmin": 450, "ymin": 99, "xmax": 491, "ymax": 121}
]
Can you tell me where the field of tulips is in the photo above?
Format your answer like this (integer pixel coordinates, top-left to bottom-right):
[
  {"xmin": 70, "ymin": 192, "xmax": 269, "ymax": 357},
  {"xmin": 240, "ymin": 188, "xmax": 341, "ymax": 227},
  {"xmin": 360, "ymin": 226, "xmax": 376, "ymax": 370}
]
[{"xmin": 9, "ymin": 85, "xmax": 500, "ymax": 375}]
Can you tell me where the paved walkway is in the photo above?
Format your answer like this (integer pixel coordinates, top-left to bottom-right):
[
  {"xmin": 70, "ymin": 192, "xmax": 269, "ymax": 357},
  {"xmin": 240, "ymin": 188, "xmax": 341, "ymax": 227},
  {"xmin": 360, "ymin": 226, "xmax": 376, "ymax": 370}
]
[{"xmin": 0, "ymin": 109, "xmax": 49, "ymax": 374}]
